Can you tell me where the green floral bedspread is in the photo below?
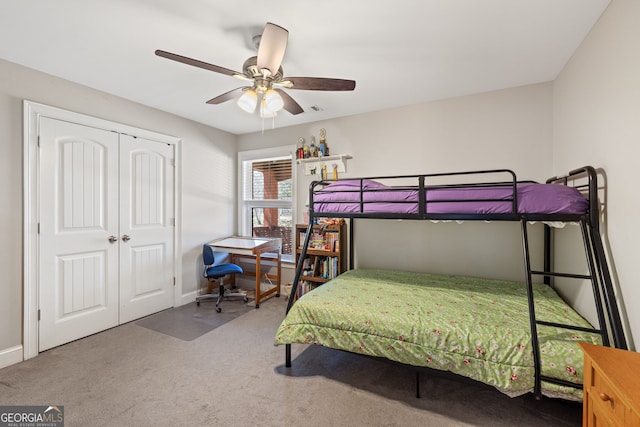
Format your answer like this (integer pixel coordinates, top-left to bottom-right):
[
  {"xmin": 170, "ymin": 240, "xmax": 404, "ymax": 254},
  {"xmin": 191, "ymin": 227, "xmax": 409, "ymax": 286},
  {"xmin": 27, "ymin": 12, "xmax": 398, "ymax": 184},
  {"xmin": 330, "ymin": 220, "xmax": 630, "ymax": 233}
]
[{"xmin": 275, "ymin": 269, "xmax": 601, "ymax": 400}]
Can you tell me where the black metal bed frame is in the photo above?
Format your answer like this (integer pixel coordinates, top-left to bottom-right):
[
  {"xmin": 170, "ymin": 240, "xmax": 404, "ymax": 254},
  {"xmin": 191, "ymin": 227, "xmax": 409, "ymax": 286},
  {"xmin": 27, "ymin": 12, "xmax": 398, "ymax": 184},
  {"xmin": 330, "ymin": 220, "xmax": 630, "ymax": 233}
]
[{"xmin": 284, "ymin": 165, "xmax": 627, "ymax": 399}]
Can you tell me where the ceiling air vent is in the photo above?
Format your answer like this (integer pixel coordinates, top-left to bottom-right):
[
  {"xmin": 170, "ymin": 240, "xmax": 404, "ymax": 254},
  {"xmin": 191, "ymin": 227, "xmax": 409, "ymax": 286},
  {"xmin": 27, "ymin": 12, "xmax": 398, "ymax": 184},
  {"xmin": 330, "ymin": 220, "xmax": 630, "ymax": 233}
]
[{"xmin": 309, "ymin": 105, "xmax": 323, "ymax": 112}]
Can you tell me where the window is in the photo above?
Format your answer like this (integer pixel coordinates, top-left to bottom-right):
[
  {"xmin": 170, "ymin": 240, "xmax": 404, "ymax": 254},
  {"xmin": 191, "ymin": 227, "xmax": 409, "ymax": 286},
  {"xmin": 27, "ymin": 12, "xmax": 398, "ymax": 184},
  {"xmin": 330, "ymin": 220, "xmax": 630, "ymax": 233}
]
[{"xmin": 239, "ymin": 146, "xmax": 296, "ymax": 261}]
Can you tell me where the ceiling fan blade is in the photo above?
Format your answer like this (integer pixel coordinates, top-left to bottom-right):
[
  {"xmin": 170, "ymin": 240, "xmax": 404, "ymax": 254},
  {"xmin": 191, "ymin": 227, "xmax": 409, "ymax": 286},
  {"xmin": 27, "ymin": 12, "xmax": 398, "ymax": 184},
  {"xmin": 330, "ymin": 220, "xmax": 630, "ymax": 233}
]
[
  {"xmin": 284, "ymin": 77, "xmax": 356, "ymax": 91},
  {"xmin": 274, "ymin": 89, "xmax": 304, "ymax": 115},
  {"xmin": 206, "ymin": 87, "xmax": 245, "ymax": 105},
  {"xmin": 257, "ymin": 23, "xmax": 288, "ymax": 76},
  {"xmin": 155, "ymin": 50, "xmax": 241, "ymax": 77}
]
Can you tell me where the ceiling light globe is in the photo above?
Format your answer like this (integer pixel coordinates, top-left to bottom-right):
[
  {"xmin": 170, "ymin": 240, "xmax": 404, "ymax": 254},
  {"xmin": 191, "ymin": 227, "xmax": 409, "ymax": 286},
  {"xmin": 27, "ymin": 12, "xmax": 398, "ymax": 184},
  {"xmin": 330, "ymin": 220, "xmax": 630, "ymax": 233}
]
[
  {"xmin": 264, "ymin": 89, "xmax": 284, "ymax": 112},
  {"xmin": 237, "ymin": 89, "xmax": 258, "ymax": 113}
]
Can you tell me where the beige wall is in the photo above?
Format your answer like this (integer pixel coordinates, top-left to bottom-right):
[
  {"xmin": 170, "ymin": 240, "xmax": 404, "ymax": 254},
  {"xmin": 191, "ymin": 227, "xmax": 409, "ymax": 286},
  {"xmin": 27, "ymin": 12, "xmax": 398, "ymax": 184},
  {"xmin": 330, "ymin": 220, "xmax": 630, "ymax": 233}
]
[
  {"xmin": 239, "ymin": 83, "xmax": 554, "ymax": 283},
  {"xmin": 0, "ymin": 59, "xmax": 237, "ymax": 360},
  {"xmin": 554, "ymin": 0, "xmax": 640, "ymax": 349}
]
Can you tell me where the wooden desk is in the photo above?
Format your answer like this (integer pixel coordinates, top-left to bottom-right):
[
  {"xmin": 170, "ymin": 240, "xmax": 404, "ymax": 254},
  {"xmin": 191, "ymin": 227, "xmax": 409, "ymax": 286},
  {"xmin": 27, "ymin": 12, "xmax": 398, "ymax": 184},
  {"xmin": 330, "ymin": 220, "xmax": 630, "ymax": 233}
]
[
  {"xmin": 208, "ymin": 236, "xmax": 281, "ymax": 308},
  {"xmin": 580, "ymin": 342, "xmax": 640, "ymax": 426}
]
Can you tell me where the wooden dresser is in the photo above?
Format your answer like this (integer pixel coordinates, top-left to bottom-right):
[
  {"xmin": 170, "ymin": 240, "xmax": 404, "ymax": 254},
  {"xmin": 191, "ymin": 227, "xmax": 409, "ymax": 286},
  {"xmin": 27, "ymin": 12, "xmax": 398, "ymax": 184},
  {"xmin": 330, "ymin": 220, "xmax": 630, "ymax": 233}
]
[{"xmin": 580, "ymin": 342, "xmax": 640, "ymax": 426}]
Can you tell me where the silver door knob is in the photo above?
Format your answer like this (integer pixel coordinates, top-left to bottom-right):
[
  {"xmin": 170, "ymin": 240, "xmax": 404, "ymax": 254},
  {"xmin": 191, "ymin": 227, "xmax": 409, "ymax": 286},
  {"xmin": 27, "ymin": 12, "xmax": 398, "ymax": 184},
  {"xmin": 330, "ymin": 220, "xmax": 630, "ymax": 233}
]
[
  {"xmin": 121, "ymin": 235, "xmax": 131, "ymax": 242},
  {"xmin": 108, "ymin": 235, "xmax": 118, "ymax": 243}
]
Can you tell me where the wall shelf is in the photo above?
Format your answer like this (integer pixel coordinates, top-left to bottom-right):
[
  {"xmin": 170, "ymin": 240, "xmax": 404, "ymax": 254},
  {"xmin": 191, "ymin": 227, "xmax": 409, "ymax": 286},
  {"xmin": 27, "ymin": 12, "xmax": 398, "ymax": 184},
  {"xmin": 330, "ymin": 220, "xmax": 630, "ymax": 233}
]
[{"xmin": 297, "ymin": 154, "xmax": 352, "ymax": 176}]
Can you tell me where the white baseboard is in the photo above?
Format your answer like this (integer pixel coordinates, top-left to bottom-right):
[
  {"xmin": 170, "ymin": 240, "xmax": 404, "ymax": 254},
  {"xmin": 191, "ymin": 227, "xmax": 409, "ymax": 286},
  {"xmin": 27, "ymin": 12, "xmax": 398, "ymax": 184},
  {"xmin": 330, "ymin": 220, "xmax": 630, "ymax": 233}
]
[
  {"xmin": 179, "ymin": 290, "xmax": 197, "ymax": 307},
  {"xmin": 0, "ymin": 345, "xmax": 23, "ymax": 369}
]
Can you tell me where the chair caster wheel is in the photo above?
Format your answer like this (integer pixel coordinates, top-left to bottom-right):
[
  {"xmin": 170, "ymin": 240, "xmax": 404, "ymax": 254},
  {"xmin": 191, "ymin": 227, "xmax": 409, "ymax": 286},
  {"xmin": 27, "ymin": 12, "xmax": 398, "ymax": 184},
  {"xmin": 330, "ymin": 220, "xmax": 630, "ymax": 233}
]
[
  {"xmin": 243, "ymin": 296, "xmax": 249, "ymax": 302},
  {"xmin": 276, "ymin": 293, "xmax": 280, "ymax": 298},
  {"xmin": 216, "ymin": 307, "xmax": 222, "ymax": 313},
  {"xmin": 196, "ymin": 300, "xmax": 200, "ymax": 306}
]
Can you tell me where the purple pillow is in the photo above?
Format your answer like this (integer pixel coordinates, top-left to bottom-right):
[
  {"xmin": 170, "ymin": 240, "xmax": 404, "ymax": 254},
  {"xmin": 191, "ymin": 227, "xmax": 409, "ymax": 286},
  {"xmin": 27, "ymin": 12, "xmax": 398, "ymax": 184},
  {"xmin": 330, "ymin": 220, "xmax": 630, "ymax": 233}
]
[{"xmin": 318, "ymin": 179, "xmax": 388, "ymax": 191}]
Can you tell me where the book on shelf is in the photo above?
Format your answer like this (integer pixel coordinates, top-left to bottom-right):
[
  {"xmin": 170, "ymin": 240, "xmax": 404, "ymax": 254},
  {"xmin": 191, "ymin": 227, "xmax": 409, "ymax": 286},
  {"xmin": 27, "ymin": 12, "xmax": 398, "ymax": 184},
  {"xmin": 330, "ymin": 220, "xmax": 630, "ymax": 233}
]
[
  {"xmin": 313, "ymin": 256, "xmax": 339, "ymax": 279},
  {"xmin": 296, "ymin": 280, "xmax": 321, "ymax": 298},
  {"xmin": 295, "ymin": 223, "xmax": 345, "ymax": 296},
  {"xmin": 298, "ymin": 226, "xmax": 341, "ymax": 252}
]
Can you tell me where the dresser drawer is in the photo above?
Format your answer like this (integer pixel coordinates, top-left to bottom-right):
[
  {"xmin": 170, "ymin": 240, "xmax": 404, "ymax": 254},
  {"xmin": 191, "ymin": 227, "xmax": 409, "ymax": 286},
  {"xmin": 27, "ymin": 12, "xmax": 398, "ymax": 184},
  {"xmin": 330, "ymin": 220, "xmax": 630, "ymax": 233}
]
[{"xmin": 586, "ymin": 362, "xmax": 626, "ymax": 425}]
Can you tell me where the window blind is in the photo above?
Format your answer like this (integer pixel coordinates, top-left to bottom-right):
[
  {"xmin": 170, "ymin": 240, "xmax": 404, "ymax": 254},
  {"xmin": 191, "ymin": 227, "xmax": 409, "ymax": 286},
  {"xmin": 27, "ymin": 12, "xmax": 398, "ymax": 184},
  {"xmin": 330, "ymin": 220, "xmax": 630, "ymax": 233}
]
[{"xmin": 243, "ymin": 157, "xmax": 292, "ymax": 201}]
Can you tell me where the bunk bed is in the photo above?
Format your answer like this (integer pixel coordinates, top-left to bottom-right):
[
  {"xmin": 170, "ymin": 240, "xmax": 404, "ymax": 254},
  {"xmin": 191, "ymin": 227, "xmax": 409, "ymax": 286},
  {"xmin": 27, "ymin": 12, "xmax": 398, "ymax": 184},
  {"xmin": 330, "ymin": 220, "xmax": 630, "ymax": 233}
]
[{"xmin": 275, "ymin": 166, "xmax": 627, "ymax": 401}]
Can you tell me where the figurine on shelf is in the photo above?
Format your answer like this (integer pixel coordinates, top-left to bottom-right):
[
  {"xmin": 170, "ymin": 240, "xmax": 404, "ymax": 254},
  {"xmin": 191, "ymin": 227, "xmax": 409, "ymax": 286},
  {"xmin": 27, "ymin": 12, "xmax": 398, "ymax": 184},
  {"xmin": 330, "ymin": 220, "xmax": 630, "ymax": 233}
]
[
  {"xmin": 309, "ymin": 136, "xmax": 317, "ymax": 157},
  {"xmin": 319, "ymin": 128, "xmax": 329, "ymax": 156},
  {"xmin": 303, "ymin": 139, "xmax": 310, "ymax": 159}
]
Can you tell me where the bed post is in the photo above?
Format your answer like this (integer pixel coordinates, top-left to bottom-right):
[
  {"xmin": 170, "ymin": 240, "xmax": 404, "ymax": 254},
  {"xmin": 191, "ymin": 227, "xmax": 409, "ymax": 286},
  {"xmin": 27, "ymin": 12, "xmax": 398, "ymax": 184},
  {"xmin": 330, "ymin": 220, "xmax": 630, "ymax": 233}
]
[
  {"xmin": 285, "ymin": 344, "xmax": 291, "ymax": 368},
  {"xmin": 543, "ymin": 225, "xmax": 552, "ymax": 286},
  {"xmin": 349, "ymin": 218, "xmax": 354, "ymax": 270}
]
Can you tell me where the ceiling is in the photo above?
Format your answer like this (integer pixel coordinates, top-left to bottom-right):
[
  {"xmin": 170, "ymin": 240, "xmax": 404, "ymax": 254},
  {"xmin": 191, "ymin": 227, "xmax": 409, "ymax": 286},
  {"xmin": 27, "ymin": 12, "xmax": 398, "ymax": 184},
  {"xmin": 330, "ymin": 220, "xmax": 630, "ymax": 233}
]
[{"xmin": 0, "ymin": 0, "xmax": 610, "ymax": 135}]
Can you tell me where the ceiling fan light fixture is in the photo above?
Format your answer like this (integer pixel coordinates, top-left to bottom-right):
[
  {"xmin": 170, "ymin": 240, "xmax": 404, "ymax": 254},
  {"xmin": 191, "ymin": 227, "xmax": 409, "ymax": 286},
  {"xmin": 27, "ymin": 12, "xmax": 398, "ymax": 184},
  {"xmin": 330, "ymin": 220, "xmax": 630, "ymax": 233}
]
[
  {"xmin": 237, "ymin": 89, "xmax": 258, "ymax": 113},
  {"xmin": 156, "ymin": 21, "xmax": 355, "ymax": 123}
]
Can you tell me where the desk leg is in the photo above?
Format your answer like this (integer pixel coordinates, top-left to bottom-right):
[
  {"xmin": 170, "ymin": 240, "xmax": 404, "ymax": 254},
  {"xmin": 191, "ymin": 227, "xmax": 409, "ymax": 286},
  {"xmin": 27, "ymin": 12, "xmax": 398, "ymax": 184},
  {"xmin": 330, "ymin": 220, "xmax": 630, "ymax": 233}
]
[
  {"xmin": 276, "ymin": 254, "xmax": 281, "ymax": 296},
  {"xmin": 255, "ymin": 255, "xmax": 261, "ymax": 308},
  {"xmin": 229, "ymin": 255, "xmax": 237, "ymax": 288}
]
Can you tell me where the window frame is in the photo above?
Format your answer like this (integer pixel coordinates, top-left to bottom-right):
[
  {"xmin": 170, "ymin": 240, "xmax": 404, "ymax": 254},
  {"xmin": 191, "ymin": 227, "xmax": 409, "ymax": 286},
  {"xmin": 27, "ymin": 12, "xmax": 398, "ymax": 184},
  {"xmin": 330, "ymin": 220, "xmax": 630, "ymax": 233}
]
[{"xmin": 238, "ymin": 145, "xmax": 297, "ymax": 262}]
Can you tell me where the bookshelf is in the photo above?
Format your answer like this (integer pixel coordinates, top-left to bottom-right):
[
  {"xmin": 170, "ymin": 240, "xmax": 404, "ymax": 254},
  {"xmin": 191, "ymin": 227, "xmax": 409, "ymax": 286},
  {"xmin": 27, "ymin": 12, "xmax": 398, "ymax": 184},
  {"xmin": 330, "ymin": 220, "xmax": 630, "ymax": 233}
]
[{"xmin": 295, "ymin": 222, "xmax": 347, "ymax": 296}]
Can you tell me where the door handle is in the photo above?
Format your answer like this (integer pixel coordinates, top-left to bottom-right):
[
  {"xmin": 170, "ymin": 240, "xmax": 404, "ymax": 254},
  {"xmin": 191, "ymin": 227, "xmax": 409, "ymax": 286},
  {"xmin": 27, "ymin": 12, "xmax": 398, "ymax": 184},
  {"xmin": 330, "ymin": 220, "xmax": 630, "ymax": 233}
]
[
  {"xmin": 108, "ymin": 235, "xmax": 118, "ymax": 243},
  {"xmin": 121, "ymin": 235, "xmax": 131, "ymax": 242}
]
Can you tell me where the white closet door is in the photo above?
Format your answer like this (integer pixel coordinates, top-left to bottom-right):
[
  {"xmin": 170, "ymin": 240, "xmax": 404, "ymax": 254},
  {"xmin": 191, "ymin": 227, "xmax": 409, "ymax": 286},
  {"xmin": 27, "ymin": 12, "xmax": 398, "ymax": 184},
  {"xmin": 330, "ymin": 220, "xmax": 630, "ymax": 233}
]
[
  {"xmin": 38, "ymin": 117, "xmax": 120, "ymax": 351},
  {"xmin": 118, "ymin": 134, "xmax": 174, "ymax": 323},
  {"xmin": 38, "ymin": 118, "xmax": 176, "ymax": 351}
]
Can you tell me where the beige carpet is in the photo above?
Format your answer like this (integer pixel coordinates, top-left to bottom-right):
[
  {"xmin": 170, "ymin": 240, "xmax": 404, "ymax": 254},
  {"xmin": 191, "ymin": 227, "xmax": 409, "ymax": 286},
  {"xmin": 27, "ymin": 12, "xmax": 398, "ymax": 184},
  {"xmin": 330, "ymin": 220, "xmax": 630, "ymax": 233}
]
[{"xmin": 0, "ymin": 296, "xmax": 581, "ymax": 426}]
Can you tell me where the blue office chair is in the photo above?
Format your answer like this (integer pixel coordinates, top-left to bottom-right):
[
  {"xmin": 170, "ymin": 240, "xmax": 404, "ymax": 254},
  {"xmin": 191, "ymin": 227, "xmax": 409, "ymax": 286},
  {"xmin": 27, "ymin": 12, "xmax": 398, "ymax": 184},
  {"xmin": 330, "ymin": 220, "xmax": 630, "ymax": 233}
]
[{"xmin": 197, "ymin": 244, "xmax": 246, "ymax": 312}]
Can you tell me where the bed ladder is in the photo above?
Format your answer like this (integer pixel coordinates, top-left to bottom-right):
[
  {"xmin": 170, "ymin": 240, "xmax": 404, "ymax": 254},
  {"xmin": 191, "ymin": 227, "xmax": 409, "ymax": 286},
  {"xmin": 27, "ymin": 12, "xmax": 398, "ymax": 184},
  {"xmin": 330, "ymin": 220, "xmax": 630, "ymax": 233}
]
[{"xmin": 520, "ymin": 218, "xmax": 627, "ymax": 398}]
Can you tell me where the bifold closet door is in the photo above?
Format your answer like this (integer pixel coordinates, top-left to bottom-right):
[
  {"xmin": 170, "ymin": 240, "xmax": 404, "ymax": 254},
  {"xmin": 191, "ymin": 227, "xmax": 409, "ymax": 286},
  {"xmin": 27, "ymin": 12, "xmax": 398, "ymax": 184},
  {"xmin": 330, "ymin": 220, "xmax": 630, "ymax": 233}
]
[{"xmin": 38, "ymin": 118, "xmax": 175, "ymax": 351}]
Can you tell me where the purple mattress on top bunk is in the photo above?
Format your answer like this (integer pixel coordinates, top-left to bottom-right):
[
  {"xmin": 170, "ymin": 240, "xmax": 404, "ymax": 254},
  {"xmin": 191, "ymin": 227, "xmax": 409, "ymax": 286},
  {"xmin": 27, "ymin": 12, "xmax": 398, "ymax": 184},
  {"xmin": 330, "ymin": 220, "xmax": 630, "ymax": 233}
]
[{"xmin": 312, "ymin": 179, "xmax": 589, "ymax": 215}]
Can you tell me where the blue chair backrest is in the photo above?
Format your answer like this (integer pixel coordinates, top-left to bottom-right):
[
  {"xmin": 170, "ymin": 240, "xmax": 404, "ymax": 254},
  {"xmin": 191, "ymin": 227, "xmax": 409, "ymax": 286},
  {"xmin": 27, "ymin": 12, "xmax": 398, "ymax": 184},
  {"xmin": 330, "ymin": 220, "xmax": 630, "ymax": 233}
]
[{"xmin": 203, "ymin": 244, "xmax": 215, "ymax": 266}]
